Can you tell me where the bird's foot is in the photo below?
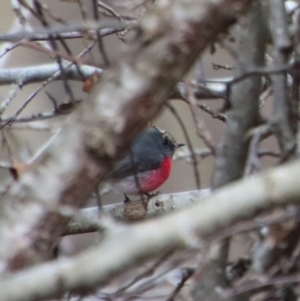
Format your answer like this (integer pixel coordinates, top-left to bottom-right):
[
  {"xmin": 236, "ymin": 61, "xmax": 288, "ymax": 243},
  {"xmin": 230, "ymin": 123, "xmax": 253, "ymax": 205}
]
[
  {"xmin": 144, "ymin": 191, "xmax": 161, "ymax": 199},
  {"xmin": 123, "ymin": 194, "xmax": 131, "ymax": 204}
]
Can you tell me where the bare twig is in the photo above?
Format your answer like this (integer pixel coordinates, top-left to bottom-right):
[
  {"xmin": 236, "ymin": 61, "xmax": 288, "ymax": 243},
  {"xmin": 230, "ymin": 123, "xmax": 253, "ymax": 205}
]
[
  {"xmin": 0, "ymin": 20, "xmax": 130, "ymax": 42},
  {"xmin": 0, "ymin": 42, "xmax": 22, "ymax": 59},
  {"xmin": 167, "ymin": 103, "xmax": 201, "ymax": 189},
  {"xmin": 198, "ymin": 103, "xmax": 227, "ymax": 122},
  {"xmin": 93, "ymin": 0, "xmax": 110, "ymax": 67},
  {"xmin": 0, "ymin": 82, "xmax": 23, "ymax": 116},
  {"xmin": 113, "ymin": 252, "xmax": 173, "ymax": 296},
  {"xmin": 1, "ymin": 42, "xmax": 95, "ymax": 128},
  {"xmin": 166, "ymin": 268, "xmax": 195, "ymax": 301},
  {"xmin": 244, "ymin": 124, "xmax": 272, "ymax": 175},
  {"xmin": 187, "ymin": 85, "xmax": 216, "ymax": 154},
  {"xmin": 222, "ymin": 274, "xmax": 300, "ymax": 300},
  {"xmin": 0, "ymin": 63, "xmax": 102, "ymax": 86},
  {"xmin": 98, "ymin": 1, "xmax": 123, "ymax": 20}
]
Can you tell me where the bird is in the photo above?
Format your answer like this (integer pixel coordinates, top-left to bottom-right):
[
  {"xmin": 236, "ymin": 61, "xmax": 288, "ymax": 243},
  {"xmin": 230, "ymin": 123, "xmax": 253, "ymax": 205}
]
[{"xmin": 107, "ymin": 126, "xmax": 184, "ymax": 197}]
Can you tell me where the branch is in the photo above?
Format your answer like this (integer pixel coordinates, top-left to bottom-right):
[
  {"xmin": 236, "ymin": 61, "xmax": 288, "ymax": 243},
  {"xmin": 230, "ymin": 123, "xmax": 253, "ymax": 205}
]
[
  {"xmin": 192, "ymin": 2, "xmax": 267, "ymax": 301},
  {"xmin": 172, "ymin": 81, "xmax": 227, "ymax": 100},
  {"xmin": 0, "ymin": 63, "xmax": 103, "ymax": 85},
  {"xmin": 212, "ymin": 1, "xmax": 266, "ymax": 188},
  {"xmin": 64, "ymin": 190, "xmax": 210, "ymax": 236},
  {"xmin": 269, "ymin": 0, "xmax": 296, "ymax": 156},
  {"xmin": 6, "ymin": 26, "xmax": 126, "ymax": 41},
  {"xmin": 0, "ymin": 20, "xmax": 129, "ymax": 42},
  {"xmin": 1, "ymin": 160, "xmax": 300, "ymax": 301}
]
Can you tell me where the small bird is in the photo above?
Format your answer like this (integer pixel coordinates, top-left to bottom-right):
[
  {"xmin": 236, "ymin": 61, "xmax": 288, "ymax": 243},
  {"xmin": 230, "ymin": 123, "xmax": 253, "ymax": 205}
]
[{"xmin": 108, "ymin": 126, "xmax": 184, "ymax": 196}]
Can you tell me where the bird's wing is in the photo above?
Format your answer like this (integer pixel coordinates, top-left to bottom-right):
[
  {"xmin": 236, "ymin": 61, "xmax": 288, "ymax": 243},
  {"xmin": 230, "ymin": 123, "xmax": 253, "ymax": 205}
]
[{"xmin": 110, "ymin": 148, "xmax": 163, "ymax": 179}]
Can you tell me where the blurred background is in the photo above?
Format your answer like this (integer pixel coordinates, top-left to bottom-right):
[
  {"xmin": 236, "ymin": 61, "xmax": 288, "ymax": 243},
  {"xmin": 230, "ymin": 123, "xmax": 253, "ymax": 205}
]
[{"xmin": 0, "ymin": 0, "xmax": 277, "ymax": 256}]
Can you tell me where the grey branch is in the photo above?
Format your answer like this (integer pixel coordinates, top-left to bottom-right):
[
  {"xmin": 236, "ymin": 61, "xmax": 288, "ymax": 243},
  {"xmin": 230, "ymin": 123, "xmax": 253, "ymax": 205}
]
[
  {"xmin": 269, "ymin": 0, "xmax": 296, "ymax": 154},
  {"xmin": 192, "ymin": 2, "xmax": 267, "ymax": 301},
  {"xmin": 1, "ymin": 160, "xmax": 300, "ymax": 301},
  {"xmin": 173, "ymin": 81, "xmax": 227, "ymax": 100},
  {"xmin": 0, "ymin": 64, "xmax": 103, "ymax": 85},
  {"xmin": 0, "ymin": 21, "xmax": 130, "ymax": 42},
  {"xmin": 64, "ymin": 189, "xmax": 210, "ymax": 235},
  {"xmin": 0, "ymin": 64, "xmax": 227, "ymax": 97},
  {"xmin": 11, "ymin": 26, "xmax": 127, "ymax": 41}
]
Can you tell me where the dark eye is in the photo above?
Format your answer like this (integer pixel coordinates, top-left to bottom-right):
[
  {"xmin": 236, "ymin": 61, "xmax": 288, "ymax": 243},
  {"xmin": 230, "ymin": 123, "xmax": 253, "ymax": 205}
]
[{"xmin": 163, "ymin": 137, "xmax": 169, "ymax": 145}]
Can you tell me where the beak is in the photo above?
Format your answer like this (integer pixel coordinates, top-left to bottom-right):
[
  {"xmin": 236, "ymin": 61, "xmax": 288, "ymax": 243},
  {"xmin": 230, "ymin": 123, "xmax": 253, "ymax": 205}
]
[{"xmin": 176, "ymin": 143, "xmax": 185, "ymax": 148}]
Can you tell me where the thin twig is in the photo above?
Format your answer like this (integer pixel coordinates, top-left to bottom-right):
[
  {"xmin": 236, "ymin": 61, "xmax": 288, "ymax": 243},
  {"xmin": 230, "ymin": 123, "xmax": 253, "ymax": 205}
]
[
  {"xmin": 1, "ymin": 42, "xmax": 95, "ymax": 128},
  {"xmin": 113, "ymin": 252, "xmax": 173, "ymax": 296},
  {"xmin": 244, "ymin": 124, "xmax": 272, "ymax": 175},
  {"xmin": 166, "ymin": 103, "xmax": 201, "ymax": 189},
  {"xmin": 0, "ymin": 82, "xmax": 23, "ymax": 116},
  {"xmin": 198, "ymin": 103, "xmax": 227, "ymax": 122},
  {"xmin": 165, "ymin": 268, "xmax": 195, "ymax": 301},
  {"xmin": 93, "ymin": 0, "xmax": 110, "ymax": 67},
  {"xmin": 98, "ymin": 1, "xmax": 123, "ymax": 20},
  {"xmin": 187, "ymin": 84, "xmax": 216, "ymax": 154},
  {"xmin": 0, "ymin": 20, "xmax": 130, "ymax": 42}
]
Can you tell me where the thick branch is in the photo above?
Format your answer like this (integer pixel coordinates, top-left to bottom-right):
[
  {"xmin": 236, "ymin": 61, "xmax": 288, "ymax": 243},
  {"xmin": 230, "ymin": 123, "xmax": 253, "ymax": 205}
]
[
  {"xmin": 212, "ymin": 1, "xmax": 266, "ymax": 188},
  {"xmin": 1, "ymin": 160, "xmax": 300, "ymax": 301},
  {"xmin": 269, "ymin": 0, "xmax": 296, "ymax": 155},
  {"xmin": 64, "ymin": 190, "xmax": 210, "ymax": 235},
  {"xmin": 192, "ymin": 2, "xmax": 267, "ymax": 301}
]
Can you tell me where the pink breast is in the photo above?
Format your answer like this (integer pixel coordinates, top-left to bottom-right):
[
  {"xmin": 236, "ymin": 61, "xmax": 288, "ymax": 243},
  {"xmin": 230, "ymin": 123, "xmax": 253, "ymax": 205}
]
[{"xmin": 140, "ymin": 157, "xmax": 172, "ymax": 193}]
